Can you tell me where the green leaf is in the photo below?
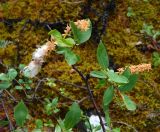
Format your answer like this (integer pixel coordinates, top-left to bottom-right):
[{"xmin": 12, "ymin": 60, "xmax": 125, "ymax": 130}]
[
  {"xmin": 107, "ymin": 70, "xmax": 129, "ymax": 84},
  {"xmin": 95, "ymin": 79, "xmax": 106, "ymax": 89},
  {"xmin": 57, "ymin": 118, "xmax": 66, "ymax": 131},
  {"xmin": 0, "ymin": 81, "xmax": 12, "ymax": 90},
  {"xmin": 113, "ymin": 128, "xmax": 121, "ymax": 132},
  {"xmin": 64, "ymin": 38, "xmax": 75, "ymax": 46},
  {"xmin": 121, "ymin": 94, "xmax": 136, "ymax": 111},
  {"xmin": 56, "ymin": 38, "xmax": 74, "ymax": 48},
  {"xmin": 90, "ymin": 71, "xmax": 107, "ymax": 79},
  {"xmin": 24, "ymin": 84, "xmax": 31, "ymax": 90},
  {"xmin": 14, "ymin": 100, "xmax": 28, "ymax": 127},
  {"xmin": 65, "ymin": 51, "xmax": 79, "ymax": 65},
  {"xmin": 57, "ymin": 47, "xmax": 80, "ymax": 65},
  {"xmin": 104, "ymin": 109, "xmax": 111, "ymax": 127},
  {"xmin": 142, "ymin": 24, "xmax": 154, "ymax": 37},
  {"xmin": 122, "ymin": 67, "xmax": 131, "ymax": 78},
  {"xmin": 70, "ymin": 19, "xmax": 92, "ymax": 44},
  {"xmin": 119, "ymin": 74, "xmax": 138, "ymax": 92},
  {"xmin": 0, "ymin": 73, "xmax": 9, "ymax": 81},
  {"xmin": 0, "ymin": 120, "xmax": 9, "ymax": 127},
  {"xmin": 55, "ymin": 124, "xmax": 61, "ymax": 132},
  {"xmin": 153, "ymin": 31, "xmax": 160, "ymax": 40},
  {"xmin": 153, "ymin": 52, "xmax": 160, "ymax": 58},
  {"xmin": 48, "ymin": 29, "xmax": 62, "ymax": 39},
  {"xmin": 64, "ymin": 102, "xmax": 81, "ymax": 130},
  {"xmin": 15, "ymin": 85, "xmax": 23, "ymax": 90},
  {"xmin": 152, "ymin": 52, "xmax": 160, "ymax": 67},
  {"xmin": 51, "ymin": 97, "xmax": 59, "ymax": 107},
  {"xmin": 18, "ymin": 64, "xmax": 26, "ymax": 70},
  {"xmin": 44, "ymin": 119, "xmax": 54, "ymax": 127},
  {"xmin": 46, "ymin": 78, "xmax": 56, "ymax": 87},
  {"xmin": 97, "ymin": 41, "xmax": 109, "ymax": 70},
  {"xmin": 35, "ymin": 119, "xmax": 43, "ymax": 129},
  {"xmin": 49, "ymin": 29, "xmax": 75, "ymax": 47},
  {"xmin": 7, "ymin": 68, "xmax": 17, "ymax": 80},
  {"xmin": 103, "ymin": 86, "xmax": 114, "ymax": 111}
]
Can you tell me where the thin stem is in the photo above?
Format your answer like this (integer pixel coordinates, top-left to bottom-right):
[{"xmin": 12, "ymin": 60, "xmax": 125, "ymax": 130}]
[
  {"xmin": 55, "ymin": 78, "xmax": 87, "ymax": 90},
  {"xmin": 1, "ymin": 97, "xmax": 14, "ymax": 131},
  {"xmin": 72, "ymin": 65, "xmax": 106, "ymax": 132},
  {"xmin": 46, "ymin": 24, "xmax": 52, "ymax": 31},
  {"xmin": 14, "ymin": 79, "xmax": 28, "ymax": 97},
  {"xmin": 77, "ymin": 96, "xmax": 89, "ymax": 104},
  {"xmin": 4, "ymin": 90, "xmax": 17, "ymax": 102},
  {"xmin": 32, "ymin": 78, "xmax": 46, "ymax": 99},
  {"xmin": 112, "ymin": 121, "xmax": 138, "ymax": 132}
]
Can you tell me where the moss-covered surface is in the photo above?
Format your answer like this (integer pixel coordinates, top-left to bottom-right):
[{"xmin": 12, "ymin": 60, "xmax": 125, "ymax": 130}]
[{"xmin": 0, "ymin": 0, "xmax": 160, "ymax": 131}]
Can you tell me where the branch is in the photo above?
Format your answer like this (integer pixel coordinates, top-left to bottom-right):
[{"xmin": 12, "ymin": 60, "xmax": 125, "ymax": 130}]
[
  {"xmin": 32, "ymin": 77, "xmax": 88, "ymax": 100},
  {"xmin": 72, "ymin": 65, "xmax": 106, "ymax": 132}
]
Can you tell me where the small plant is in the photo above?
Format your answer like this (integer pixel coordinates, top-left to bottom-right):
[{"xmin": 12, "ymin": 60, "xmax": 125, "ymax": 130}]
[
  {"xmin": 141, "ymin": 23, "xmax": 160, "ymax": 51},
  {"xmin": 142, "ymin": 24, "xmax": 160, "ymax": 41},
  {"xmin": 0, "ymin": 40, "xmax": 13, "ymax": 48},
  {"xmin": 90, "ymin": 41, "xmax": 139, "ymax": 130},
  {"xmin": 0, "ymin": 68, "xmax": 18, "ymax": 90},
  {"xmin": 152, "ymin": 52, "xmax": 160, "ymax": 67},
  {"xmin": 44, "ymin": 97, "xmax": 59, "ymax": 115},
  {"xmin": 140, "ymin": 24, "xmax": 160, "ymax": 67},
  {"xmin": 127, "ymin": 7, "xmax": 135, "ymax": 17}
]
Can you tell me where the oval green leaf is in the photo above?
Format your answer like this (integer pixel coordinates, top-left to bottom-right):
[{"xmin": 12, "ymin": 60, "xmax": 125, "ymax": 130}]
[
  {"xmin": 14, "ymin": 100, "xmax": 28, "ymax": 127},
  {"xmin": 64, "ymin": 102, "xmax": 81, "ymax": 130},
  {"xmin": 0, "ymin": 73, "xmax": 9, "ymax": 81},
  {"xmin": 90, "ymin": 71, "xmax": 107, "ymax": 79},
  {"xmin": 97, "ymin": 41, "xmax": 109, "ymax": 70},
  {"xmin": 48, "ymin": 29, "xmax": 62, "ymax": 39},
  {"xmin": 119, "ymin": 74, "xmax": 138, "ymax": 92},
  {"xmin": 122, "ymin": 67, "xmax": 131, "ymax": 78},
  {"xmin": 0, "ymin": 81, "xmax": 12, "ymax": 90},
  {"xmin": 103, "ymin": 86, "xmax": 114, "ymax": 111},
  {"xmin": 7, "ymin": 68, "xmax": 17, "ymax": 80},
  {"xmin": 57, "ymin": 47, "xmax": 80, "ymax": 65},
  {"xmin": 56, "ymin": 38, "xmax": 74, "ymax": 48},
  {"xmin": 121, "ymin": 94, "xmax": 136, "ymax": 111},
  {"xmin": 107, "ymin": 70, "xmax": 129, "ymax": 84}
]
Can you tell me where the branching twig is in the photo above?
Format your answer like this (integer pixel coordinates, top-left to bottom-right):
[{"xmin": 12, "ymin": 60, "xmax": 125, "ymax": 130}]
[
  {"xmin": 4, "ymin": 90, "xmax": 17, "ymax": 102},
  {"xmin": 32, "ymin": 78, "xmax": 46, "ymax": 99},
  {"xmin": 72, "ymin": 65, "xmax": 106, "ymax": 132},
  {"xmin": 32, "ymin": 77, "xmax": 88, "ymax": 100},
  {"xmin": 77, "ymin": 96, "xmax": 89, "ymax": 104},
  {"xmin": 113, "ymin": 121, "xmax": 138, "ymax": 132},
  {"xmin": 14, "ymin": 79, "xmax": 28, "ymax": 97}
]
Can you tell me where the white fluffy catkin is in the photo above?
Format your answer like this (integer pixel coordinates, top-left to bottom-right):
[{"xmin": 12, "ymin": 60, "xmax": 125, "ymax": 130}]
[{"xmin": 23, "ymin": 41, "xmax": 56, "ymax": 78}]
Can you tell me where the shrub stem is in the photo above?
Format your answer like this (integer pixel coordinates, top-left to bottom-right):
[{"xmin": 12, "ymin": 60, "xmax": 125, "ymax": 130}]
[{"xmin": 72, "ymin": 65, "xmax": 106, "ymax": 132}]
